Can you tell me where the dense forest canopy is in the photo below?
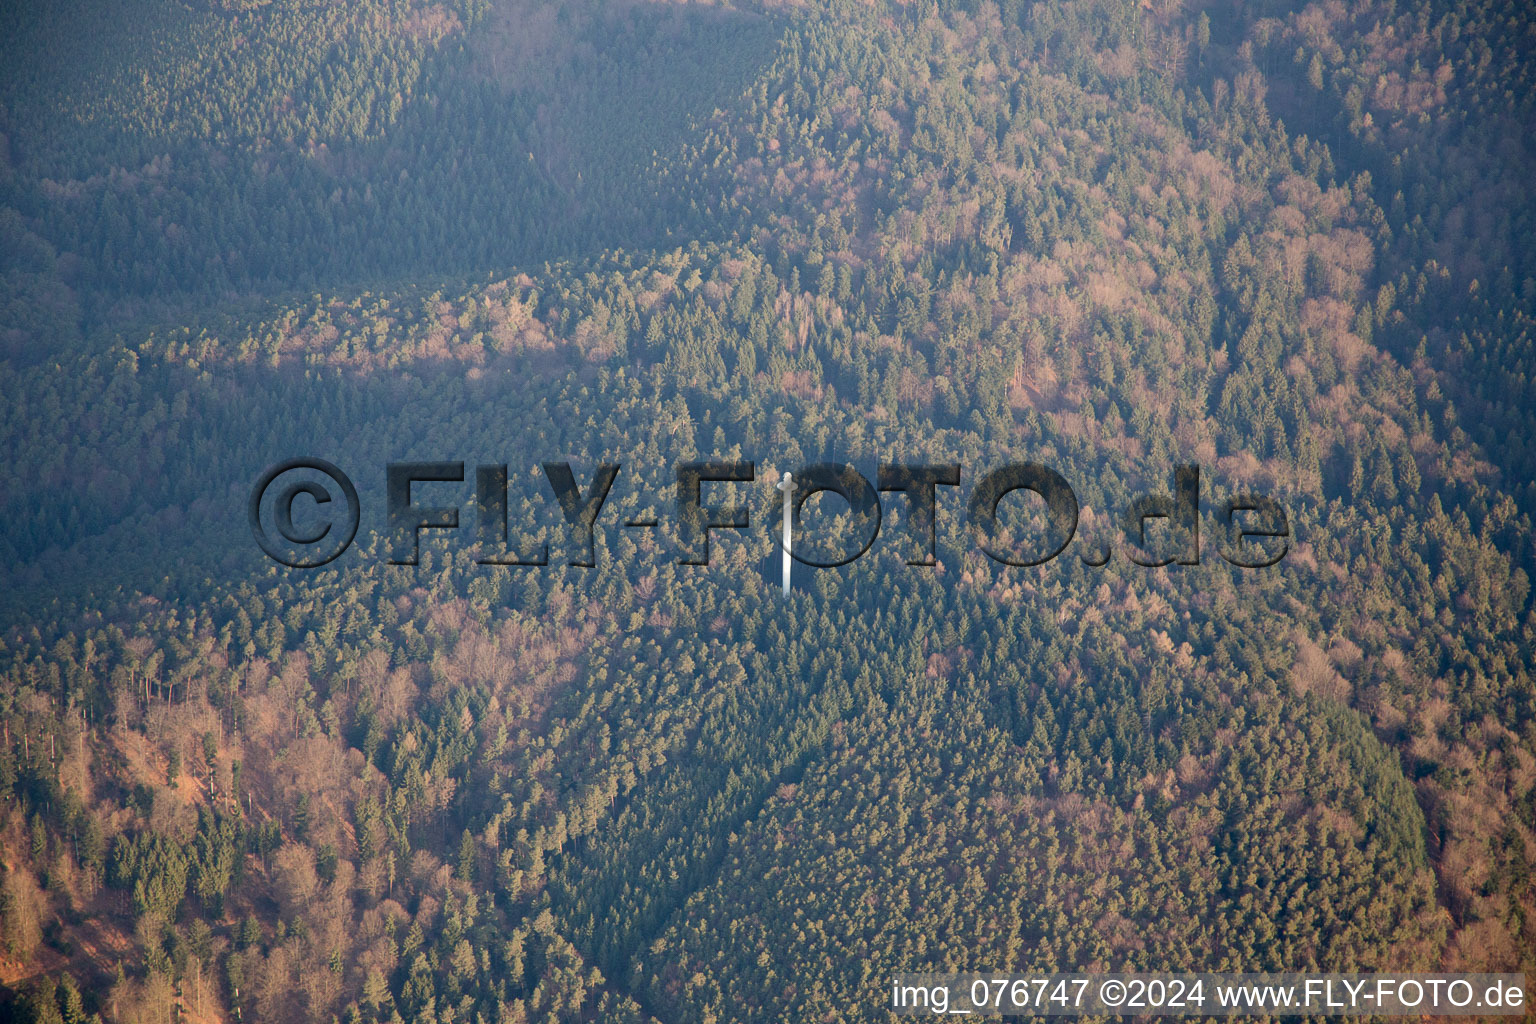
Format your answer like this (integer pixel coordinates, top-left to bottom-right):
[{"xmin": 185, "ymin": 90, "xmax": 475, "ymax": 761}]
[{"xmin": 1, "ymin": 0, "xmax": 1534, "ymax": 1021}]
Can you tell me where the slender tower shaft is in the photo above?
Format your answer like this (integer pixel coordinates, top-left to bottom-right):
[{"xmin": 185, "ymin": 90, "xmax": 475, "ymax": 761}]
[{"xmin": 777, "ymin": 472, "xmax": 795, "ymax": 595}]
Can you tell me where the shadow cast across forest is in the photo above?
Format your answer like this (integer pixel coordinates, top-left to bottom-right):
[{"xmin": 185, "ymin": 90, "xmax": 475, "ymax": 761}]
[{"xmin": 0, "ymin": 0, "xmax": 785, "ymax": 352}]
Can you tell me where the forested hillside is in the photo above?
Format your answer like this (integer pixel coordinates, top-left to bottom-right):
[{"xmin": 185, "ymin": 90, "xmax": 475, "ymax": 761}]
[{"xmin": 2, "ymin": 0, "xmax": 1534, "ymax": 1021}]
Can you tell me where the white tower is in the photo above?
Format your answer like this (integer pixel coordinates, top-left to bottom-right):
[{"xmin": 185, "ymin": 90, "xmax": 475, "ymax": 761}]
[{"xmin": 777, "ymin": 471, "xmax": 795, "ymax": 595}]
